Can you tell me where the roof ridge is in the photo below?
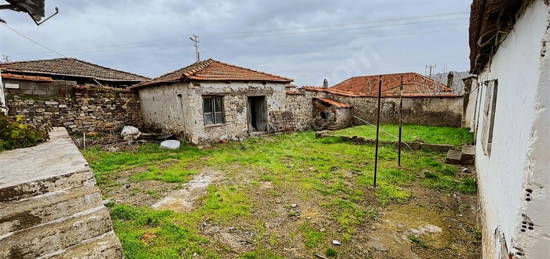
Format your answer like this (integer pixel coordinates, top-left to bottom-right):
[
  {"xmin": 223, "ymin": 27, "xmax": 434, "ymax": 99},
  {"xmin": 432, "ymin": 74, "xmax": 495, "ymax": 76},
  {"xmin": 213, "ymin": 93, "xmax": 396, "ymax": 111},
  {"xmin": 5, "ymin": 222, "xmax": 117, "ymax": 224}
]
[
  {"xmin": 69, "ymin": 58, "xmax": 150, "ymax": 80},
  {"xmin": 207, "ymin": 59, "xmax": 293, "ymax": 82}
]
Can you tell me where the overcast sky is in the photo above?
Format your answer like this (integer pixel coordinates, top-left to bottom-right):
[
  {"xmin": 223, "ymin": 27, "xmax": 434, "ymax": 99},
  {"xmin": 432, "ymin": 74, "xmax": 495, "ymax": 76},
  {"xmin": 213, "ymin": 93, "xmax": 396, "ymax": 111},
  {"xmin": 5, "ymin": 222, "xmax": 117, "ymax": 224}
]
[{"xmin": 0, "ymin": 0, "xmax": 471, "ymax": 86}]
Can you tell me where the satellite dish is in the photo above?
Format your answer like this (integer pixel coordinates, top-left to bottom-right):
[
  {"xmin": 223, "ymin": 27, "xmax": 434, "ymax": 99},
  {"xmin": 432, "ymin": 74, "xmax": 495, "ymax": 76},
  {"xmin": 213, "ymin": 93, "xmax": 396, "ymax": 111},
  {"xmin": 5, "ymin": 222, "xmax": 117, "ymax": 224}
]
[{"xmin": 0, "ymin": 0, "xmax": 59, "ymax": 25}]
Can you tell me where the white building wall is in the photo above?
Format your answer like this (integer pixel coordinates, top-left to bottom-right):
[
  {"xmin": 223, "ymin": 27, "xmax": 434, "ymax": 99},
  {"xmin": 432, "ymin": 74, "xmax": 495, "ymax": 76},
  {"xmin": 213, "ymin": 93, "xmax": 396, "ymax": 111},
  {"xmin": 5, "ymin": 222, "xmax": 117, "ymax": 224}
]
[{"xmin": 474, "ymin": 1, "xmax": 550, "ymax": 258}]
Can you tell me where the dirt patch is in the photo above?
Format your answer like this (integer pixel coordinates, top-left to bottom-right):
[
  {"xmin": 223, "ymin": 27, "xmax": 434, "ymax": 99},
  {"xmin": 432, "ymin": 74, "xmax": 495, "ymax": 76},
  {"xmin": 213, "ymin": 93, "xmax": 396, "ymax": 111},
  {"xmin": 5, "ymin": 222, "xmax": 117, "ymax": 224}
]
[{"xmin": 152, "ymin": 169, "xmax": 223, "ymax": 212}]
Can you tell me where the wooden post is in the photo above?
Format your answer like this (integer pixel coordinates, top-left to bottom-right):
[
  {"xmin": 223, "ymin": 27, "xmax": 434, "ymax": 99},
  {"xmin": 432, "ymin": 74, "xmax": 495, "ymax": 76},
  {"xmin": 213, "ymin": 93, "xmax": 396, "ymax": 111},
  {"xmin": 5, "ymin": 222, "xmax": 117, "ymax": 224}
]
[
  {"xmin": 374, "ymin": 76, "xmax": 382, "ymax": 188},
  {"xmin": 398, "ymin": 76, "xmax": 403, "ymax": 167}
]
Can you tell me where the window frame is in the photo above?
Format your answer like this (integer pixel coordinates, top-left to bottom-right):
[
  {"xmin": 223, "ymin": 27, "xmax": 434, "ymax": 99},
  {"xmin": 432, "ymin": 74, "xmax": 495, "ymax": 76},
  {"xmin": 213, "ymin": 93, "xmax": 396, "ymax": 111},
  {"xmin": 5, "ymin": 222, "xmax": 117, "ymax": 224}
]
[
  {"xmin": 202, "ymin": 95, "xmax": 225, "ymax": 126},
  {"xmin": 481, "ymin": 80, "xmax": 498, "ymax": 156}
]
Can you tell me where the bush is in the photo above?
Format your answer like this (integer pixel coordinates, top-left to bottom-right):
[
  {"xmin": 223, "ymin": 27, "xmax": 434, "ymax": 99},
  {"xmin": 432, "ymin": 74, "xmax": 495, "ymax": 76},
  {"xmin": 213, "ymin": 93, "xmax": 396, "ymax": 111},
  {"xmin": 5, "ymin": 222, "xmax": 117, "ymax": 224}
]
[{"xmin": 0, "ymin": 114, "xmax": 48, "ymax": 152}]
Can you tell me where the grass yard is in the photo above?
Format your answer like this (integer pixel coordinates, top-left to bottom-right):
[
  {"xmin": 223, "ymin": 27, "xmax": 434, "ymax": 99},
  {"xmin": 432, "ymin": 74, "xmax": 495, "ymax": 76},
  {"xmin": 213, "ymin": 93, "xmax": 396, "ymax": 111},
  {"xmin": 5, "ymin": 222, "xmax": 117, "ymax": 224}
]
[
  {"xmin": 333, "ymin": 124, "xmax": 473, "ymax": 147},
  {"xmin": 83, "ymin": 125, "xmax": 480, "ymax": 258}
]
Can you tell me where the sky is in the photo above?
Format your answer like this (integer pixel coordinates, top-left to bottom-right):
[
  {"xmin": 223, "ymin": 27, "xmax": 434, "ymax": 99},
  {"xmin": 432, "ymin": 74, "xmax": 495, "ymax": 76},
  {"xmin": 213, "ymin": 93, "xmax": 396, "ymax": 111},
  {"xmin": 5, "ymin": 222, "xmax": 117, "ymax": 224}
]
[{"xmin": 0, "ymin": 0, "xmax": 472, "ymax": 86}]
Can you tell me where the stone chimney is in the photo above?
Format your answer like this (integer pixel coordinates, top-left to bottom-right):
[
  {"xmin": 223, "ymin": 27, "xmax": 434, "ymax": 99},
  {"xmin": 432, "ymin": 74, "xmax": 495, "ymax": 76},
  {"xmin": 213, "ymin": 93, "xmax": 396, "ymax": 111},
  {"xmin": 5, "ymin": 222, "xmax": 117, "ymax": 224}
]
[
  {"xmin": 447, "ymin": 72, "xmax": 454, "ymax": 90},
  {"xmin": 323, "ymin": 78, "xmax": 329, "ymax": 88}
]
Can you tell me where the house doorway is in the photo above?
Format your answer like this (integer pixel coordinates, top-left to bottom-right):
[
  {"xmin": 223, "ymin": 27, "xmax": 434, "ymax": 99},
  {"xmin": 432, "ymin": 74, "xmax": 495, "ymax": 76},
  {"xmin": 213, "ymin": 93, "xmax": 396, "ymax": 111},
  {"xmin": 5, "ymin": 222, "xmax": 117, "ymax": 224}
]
[{"xmin": 248, "ymin": 96, "xmax": 268, "ymax": 132}]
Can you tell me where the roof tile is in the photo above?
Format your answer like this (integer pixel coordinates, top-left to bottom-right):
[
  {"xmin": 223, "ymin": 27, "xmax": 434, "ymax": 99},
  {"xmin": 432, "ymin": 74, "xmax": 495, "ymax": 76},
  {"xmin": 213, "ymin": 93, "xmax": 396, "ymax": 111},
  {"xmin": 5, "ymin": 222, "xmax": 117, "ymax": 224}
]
[
  {"xmin": 0, "ymin": 58, "xmax": 149, "ymax": 82},
  {"xmin": 131, "ymin": 59, "xmax": 293, "ymax": 89}
]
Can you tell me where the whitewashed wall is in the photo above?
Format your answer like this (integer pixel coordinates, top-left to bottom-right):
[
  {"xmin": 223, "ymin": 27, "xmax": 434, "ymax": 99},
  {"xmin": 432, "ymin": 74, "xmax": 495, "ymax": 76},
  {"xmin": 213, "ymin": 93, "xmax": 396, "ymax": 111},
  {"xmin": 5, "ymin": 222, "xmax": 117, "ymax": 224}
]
[{"xmin": 474, "ymin": 1, "xmax": 550, "ymax": 258}]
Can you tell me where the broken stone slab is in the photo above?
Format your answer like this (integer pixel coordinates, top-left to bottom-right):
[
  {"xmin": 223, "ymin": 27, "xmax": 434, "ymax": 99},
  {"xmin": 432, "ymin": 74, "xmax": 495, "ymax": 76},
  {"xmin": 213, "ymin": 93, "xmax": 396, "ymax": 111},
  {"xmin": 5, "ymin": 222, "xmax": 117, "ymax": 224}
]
[
  {"xmin": 446, "ymin": 149, "xmax": 463, "ymax": 165},
  {"xmin": 160, "ymin": 140, "xmax": 181, "ymax": 150},
  {"xmin": 121, "ymin": 126, "xmax": 141, "ymax": 143}
]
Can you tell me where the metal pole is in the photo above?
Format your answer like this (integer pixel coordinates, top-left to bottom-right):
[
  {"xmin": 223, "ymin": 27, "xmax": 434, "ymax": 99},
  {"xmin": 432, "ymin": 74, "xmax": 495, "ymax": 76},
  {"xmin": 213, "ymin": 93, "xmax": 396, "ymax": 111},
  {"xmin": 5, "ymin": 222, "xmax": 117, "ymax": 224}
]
[
  {"xmin": 374, "ymin": 76, "xmax": 382, "ymax": 188},
  {"xmin": 398, "ymin": 76, "xmax": 403, "ymax": 167}
]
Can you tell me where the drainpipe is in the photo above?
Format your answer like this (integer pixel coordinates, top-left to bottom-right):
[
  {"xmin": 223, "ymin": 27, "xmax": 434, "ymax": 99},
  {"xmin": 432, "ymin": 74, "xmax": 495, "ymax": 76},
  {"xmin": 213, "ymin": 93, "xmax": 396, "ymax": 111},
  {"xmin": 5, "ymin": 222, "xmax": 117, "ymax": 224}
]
[{"xmin": 0, "ymin": 69, "xmax": 7, "ymax": 115}]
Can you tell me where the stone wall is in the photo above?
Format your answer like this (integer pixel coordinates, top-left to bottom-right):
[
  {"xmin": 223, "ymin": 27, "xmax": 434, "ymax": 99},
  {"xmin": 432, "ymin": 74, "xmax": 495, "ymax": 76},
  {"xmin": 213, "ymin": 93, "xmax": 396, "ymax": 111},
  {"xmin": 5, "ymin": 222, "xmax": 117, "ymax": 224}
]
[
  {"xmin": 326, "ymin": 94, "xmax": 463, "ymax": 127},
  {"xmin": 6, "ymin": 80, "xmax": 143, "ymax": 134}
]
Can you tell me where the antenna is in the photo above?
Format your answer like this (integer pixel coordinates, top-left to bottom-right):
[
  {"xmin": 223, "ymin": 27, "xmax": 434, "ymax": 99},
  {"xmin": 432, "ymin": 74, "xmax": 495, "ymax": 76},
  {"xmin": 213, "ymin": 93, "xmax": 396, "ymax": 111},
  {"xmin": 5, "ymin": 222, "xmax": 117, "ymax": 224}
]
[{"xmin": 189, "ymin": 34, "xmax": 200, "ymax": 62}]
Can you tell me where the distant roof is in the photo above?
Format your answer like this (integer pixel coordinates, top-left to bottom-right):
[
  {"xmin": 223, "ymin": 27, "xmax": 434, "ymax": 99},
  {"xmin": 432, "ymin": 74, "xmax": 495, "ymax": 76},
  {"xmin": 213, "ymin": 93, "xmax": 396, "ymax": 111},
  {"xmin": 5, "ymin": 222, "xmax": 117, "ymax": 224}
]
[
  {"xmin": 0, "ymin": 58, "xmax": 149, "ymax": 82},
  {"xmin": 1, "ymin": 73, "xmax": 53, "ymax": 82},
  {"xmin": 131, "ymin": 58, "xmax": 293, "ymax": 89},
  {"xmin": 469, "ymin": 0, "xmax": 526, "ymax": 74},
  {"xmin": 304, "ymin": 73, "xmax": 458, "ymax": 97},
  {"xmin": 318, "ymin": 98, "xmax": 352, "ymax": 108}
]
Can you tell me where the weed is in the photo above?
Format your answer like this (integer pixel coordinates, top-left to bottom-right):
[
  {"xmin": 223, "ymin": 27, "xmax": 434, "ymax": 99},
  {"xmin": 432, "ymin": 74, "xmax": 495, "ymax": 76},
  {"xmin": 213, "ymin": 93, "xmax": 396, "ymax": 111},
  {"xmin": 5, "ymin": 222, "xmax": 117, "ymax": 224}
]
[
  {"xmin": 408, "ymin": 235, "xmax": 429, "ymax": 248},
  {"xmin": 325, "ymin": 248, "xmax": 338, "ymax": 257},
  {"xmin": 299, "ymin": 223, "xmax": 326, "ymax": 248}
]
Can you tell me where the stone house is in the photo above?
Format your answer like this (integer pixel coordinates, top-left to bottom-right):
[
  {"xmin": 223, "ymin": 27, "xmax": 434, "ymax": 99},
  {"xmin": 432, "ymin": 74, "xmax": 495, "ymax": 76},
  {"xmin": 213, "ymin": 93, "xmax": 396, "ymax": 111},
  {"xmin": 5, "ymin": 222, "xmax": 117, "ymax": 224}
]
[
  {"xmin": 304, "ymin": 72, "xmax": 463, "ymax": 127},
  {"xmin": 464, "ymin": 0, "xmax": 550, "ymax": 258},
  {"xmin": 131, "ymin": 59, "xmax": 310, "ymax": 144},
  {"xmin": 0, "ymin": 58, "xmax": 149, "ymax": 133}
]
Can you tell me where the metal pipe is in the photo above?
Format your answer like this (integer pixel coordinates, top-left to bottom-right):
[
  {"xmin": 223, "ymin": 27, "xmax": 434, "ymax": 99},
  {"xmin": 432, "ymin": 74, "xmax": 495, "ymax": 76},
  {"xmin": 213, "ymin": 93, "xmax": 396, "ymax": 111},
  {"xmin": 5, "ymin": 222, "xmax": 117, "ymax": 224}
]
[
  {"xmin": 398, "ymin": 76, "xmax": 403, "ymax": 167},
  {"xmin": 374, "ymin": 76, "xmax": 382, "ymax": 188}
]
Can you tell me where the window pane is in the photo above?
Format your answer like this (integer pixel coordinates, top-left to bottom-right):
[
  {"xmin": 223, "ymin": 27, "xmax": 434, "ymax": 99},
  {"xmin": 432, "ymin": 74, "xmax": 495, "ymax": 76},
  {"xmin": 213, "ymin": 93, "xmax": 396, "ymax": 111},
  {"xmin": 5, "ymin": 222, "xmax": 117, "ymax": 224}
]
[
  {"xmin": 204, "ymin": 113, "xmax": 213, "ymax": 125},
  {"xmin": 203, "ymin": 98, "xmax": 213, "ymax": 113},
  {"xmin": 214, "ymin": 97, "xmax": 223, "ymax": 112},
  {"xmin": 215, "ymin": 112, "xmax": 223, "ymax": 124}
]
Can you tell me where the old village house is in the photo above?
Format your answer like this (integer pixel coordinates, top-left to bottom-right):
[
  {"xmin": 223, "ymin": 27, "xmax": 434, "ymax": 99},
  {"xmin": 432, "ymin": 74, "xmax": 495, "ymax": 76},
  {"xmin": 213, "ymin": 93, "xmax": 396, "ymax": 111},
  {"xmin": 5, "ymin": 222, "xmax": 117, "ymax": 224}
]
[{"xmin": 131, "ymin": 59, "xmax": 311, "ymax": 144}]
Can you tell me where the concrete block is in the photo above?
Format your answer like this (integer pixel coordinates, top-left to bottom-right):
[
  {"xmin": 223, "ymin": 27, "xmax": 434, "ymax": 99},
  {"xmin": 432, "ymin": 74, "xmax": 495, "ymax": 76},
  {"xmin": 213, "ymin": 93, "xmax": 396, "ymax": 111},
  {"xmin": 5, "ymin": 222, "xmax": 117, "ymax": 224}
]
[
  {"xmin": 0, "ymin": 187, "xmax": 103, "ymax": 235},
  {"xmin": 446, "ymin": 150, "xmax": 463, "ymax": 165},
  {"xmin": 0, "ymin": 207, "xmax": 113, "ymax": 258},
  {"xmin": 461, "ymin": 145, "xmax": 476, "ymax": 165}
]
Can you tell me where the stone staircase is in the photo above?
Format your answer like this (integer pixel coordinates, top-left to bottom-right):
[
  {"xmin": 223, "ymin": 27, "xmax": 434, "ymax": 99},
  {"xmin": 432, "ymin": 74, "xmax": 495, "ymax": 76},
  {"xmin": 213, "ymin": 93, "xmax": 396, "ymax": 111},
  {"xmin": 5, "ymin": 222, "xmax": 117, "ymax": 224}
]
[
  {"xmin": 446, "ymin": 144, "xmax": 476, "ymax": 165},
  {"xmin": 0, "ymin": 128, "xmax": 122, "ymax": 258}
]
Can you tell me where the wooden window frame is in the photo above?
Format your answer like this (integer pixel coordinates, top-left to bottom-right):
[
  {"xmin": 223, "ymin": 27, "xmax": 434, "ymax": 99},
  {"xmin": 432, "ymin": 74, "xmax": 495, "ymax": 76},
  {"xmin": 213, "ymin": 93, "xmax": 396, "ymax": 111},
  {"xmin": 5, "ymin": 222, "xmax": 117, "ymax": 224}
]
[{"xmin": 203, "ymin": 95, "xmax": 225, "ymax": 126}]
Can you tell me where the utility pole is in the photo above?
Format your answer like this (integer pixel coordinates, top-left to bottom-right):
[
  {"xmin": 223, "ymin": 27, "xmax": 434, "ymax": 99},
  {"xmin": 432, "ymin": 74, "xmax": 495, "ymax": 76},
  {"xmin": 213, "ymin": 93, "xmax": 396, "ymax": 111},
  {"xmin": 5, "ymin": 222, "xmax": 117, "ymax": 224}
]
[
  {"xmin": 426, "ymin": 64, "xmax": 437, "ymax": 78},
  {"xmin": 189, "ymin": 34, "xmax": 200, "ymax": 62}
]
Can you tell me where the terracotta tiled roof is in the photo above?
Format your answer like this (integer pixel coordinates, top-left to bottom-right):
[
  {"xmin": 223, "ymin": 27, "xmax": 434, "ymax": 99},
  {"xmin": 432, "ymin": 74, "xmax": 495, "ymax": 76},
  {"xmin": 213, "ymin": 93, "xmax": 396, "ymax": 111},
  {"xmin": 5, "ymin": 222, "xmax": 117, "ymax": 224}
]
[
  {"xmin": 0, "ymin": 58, "xmax": 149, "ymax": 82},
  {"xmin": 131, "ymin": 59, "xmax": 293, "ymax": 89},
  {"xmin": 0, "ymin": 73, "xmax": 53, "ymax": 82},
  {"xmin": 305, "ymin": 73, "xmax": 459, "ymax": 98},
  {"xmin": 318, "ymin": 98, "xmax": 352, "ymax": 108}
]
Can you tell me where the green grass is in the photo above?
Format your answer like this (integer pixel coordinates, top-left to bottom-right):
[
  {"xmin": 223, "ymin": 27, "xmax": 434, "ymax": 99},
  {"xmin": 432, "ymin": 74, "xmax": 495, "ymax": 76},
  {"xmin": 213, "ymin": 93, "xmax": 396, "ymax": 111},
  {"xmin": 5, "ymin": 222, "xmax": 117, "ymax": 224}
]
[
  {"xmin": 333, "ymin": 124, "xmax": 473, "ymax": 147},
  {"xmin": 82, "ymin": 125, "xmax": 477, "ymax": 258},
  {"xmin": 299, "ymin": 223, "xmax": 326, "ymax": 248}
]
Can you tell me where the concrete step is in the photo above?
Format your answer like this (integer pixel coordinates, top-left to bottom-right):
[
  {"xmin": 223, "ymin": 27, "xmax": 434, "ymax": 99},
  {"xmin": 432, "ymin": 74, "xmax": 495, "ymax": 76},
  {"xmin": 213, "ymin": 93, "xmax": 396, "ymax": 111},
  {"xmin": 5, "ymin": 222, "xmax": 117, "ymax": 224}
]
[
  {"xmin": 0, "ymin": 169, "xmax": 96, "ymax": 203},
  {"xmin": 446, "ymin": 149, "xmax": 463, "ymax": 165},
  {"xmin": 44, "ymin": 231, "xmax": 123, "ymax": 259},
  {"xmin": 421, "ymin": 143, "xmax": 454, "ymax": 152},
  {"xmin": 0, "ymin": 186, "xmax": 103, "ymax": 236},
  {"xmin": 461, "ymin": 145, "xmax": 476, "ymax": 165},
  {"xmin": 0, "ymin": 207, "xmax": 113, "ymax": 258}
]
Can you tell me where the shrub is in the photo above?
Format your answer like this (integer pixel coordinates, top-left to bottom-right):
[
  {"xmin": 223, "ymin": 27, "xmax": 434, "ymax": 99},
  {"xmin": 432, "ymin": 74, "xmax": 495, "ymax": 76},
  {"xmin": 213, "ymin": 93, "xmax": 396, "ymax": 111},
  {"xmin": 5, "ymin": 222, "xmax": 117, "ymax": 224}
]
[{"xmin": 0, "ymin": 114, "xmax": 48, "ymax": 152}]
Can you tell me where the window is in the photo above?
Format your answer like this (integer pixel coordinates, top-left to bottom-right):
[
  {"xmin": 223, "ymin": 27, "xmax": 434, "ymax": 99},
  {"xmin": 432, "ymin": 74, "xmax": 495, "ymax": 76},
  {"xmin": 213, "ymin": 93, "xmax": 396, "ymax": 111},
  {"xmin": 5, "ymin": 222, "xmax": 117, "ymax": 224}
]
[
  {"xmin": 482, "ymin": 80, "xmax": 498, "ymax": 155},
  {"xmin": 203, "ymin": 96, "xmax": 224, "ymax": 125}
]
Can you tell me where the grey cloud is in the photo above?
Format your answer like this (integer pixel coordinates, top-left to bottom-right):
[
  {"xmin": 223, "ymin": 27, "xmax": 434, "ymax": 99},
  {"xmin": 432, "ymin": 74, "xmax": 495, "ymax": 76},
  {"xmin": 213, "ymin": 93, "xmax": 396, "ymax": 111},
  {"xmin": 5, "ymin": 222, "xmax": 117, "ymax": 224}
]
[{"xmin": 0, "ymin": 0, "xmax": 472, "ymax": 86}]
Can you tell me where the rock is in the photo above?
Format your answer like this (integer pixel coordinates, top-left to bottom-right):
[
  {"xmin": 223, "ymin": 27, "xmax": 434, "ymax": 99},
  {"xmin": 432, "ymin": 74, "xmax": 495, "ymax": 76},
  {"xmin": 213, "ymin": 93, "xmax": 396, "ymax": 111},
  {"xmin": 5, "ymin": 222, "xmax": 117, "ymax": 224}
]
[
  {"xmin": 160, "ymin": 140, "xmax": 181, "ymax": 150},
  {"xmin": 106, "ymin": 146, "xmax": 119, "ymax": 152},
  {"xmin": 332, "ymin": 240, "xmax": 341, "ymax": 246},
  {"xmin": 121, "ymin": 126, "xmax": 141, "ymax": 143},
  {"xmin": 291, "ymin": 204, "xmax": 298, "ymax": 208},
  {"xmin": 461, "ymin": 168, "xmax": 472, "ymax": 174}
]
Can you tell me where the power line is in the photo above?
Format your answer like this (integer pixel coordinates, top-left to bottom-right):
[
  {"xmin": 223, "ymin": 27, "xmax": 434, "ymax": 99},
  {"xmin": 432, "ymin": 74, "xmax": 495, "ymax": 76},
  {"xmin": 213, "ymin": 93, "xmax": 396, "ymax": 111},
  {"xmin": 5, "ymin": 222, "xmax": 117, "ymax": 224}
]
[
  {"xmin": 0, "ymin": 23, "xmax": 66, "ymax": 58},
  {"xmin": 32, "ymin": 12, "xmax": 466, "ymax": 55}
]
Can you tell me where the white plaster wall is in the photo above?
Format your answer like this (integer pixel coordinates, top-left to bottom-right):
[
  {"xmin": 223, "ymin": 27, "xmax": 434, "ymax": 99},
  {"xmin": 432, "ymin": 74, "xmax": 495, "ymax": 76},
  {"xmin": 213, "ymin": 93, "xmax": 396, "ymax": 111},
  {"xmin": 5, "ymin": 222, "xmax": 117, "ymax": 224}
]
[
  {"xmin": 474, "ymin": 1, "xmax": 550, "ymax": 258},
  {"xmin": 464, "ymin": 78, "xmax": 479, "ymax": 130},
  {"xmin": 138, "ymin": 83, "xmax": 190, "ymax": 135}
]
